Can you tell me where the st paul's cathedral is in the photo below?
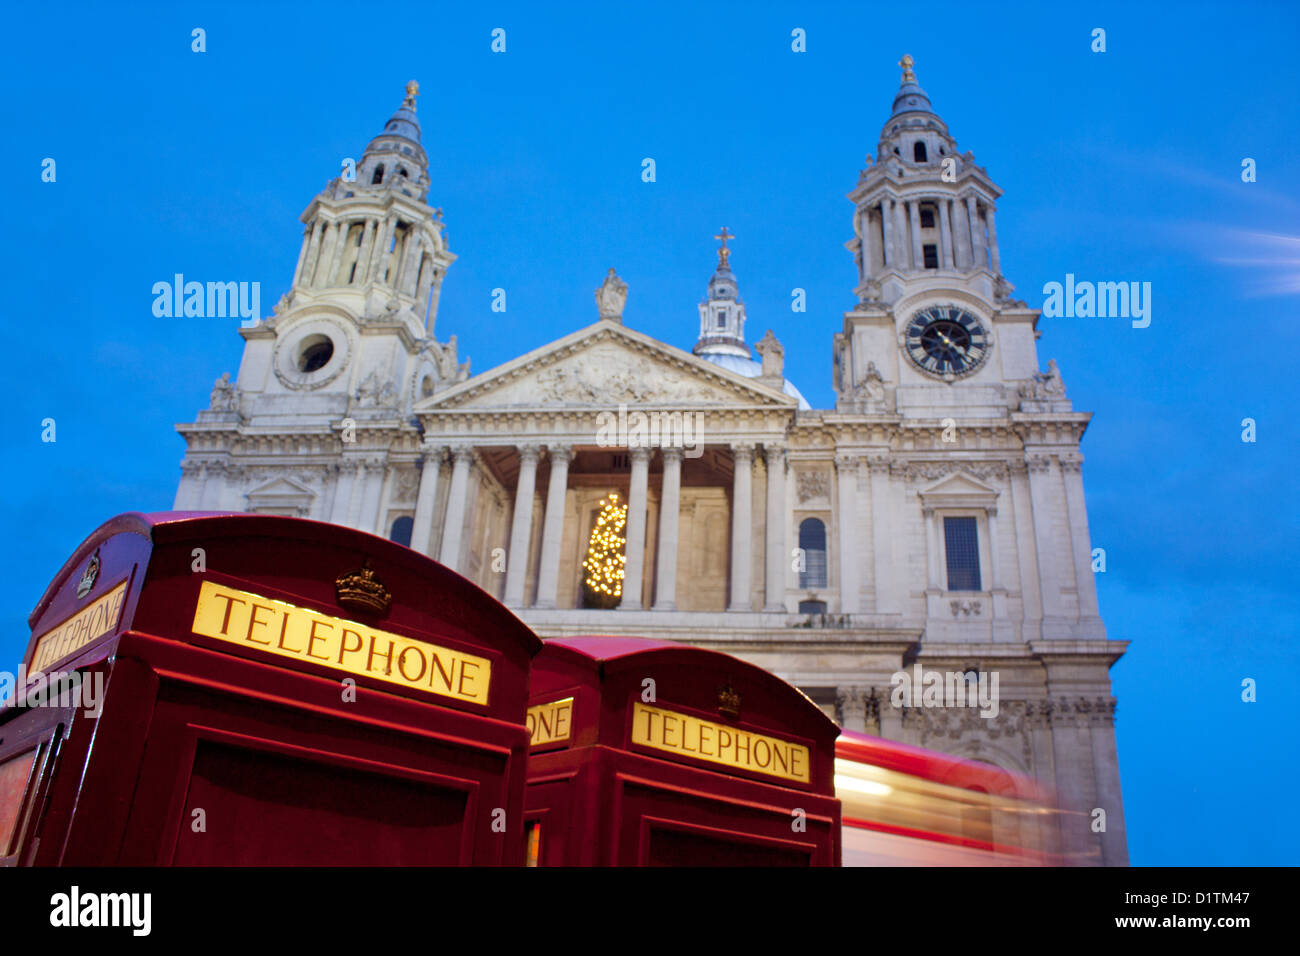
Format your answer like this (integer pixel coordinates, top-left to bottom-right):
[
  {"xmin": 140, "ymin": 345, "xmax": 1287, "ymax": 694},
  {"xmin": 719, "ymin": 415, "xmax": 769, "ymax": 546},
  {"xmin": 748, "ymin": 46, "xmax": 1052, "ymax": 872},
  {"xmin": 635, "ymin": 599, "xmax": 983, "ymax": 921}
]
[{"xmin": 174, "ymin": 57, "xmax": 1129, "ymax": 864}]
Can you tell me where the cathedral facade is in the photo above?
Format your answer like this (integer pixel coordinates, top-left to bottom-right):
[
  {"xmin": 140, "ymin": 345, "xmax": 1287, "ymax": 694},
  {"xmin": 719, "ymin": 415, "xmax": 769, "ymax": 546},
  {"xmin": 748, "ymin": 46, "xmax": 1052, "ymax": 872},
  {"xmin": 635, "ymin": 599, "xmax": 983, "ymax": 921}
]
[{"xmin": 175, "ymin": 62, "xmax": 1129, "ymax": 864}]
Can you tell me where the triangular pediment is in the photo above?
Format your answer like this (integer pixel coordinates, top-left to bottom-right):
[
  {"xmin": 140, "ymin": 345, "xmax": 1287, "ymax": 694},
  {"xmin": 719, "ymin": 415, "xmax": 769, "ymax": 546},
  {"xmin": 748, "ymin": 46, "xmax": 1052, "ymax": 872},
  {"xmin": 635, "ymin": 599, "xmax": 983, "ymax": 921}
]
[
  {"xmin": 917, "ymin": 470, "xmax": 1000, "ymax": 509},
  {"xmin": 414, "ymin": 321, "xmax": 796, "ymax": 411},
  {"xmin": 247, "ymin": 477, "xmax": 315, "ymax": 499}
]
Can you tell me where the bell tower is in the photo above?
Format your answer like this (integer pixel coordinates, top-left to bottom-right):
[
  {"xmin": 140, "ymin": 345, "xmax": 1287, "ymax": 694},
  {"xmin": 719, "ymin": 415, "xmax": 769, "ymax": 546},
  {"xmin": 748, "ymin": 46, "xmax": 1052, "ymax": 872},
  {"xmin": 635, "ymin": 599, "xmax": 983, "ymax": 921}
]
[
  {"xmin": 835, "ymin": 55, "xmax": 1043, "ymax": 420},
  {"xmin": 175, "ymin": 83, "xmax": 469, "ymax": 517}
]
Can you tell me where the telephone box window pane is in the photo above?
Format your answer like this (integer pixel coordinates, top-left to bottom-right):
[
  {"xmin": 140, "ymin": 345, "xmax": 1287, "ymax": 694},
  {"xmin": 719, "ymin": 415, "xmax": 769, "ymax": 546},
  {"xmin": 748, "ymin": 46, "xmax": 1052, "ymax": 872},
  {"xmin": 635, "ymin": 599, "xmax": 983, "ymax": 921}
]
[{"xmin": 944, "ymin": 516, "xmax": 981, "ymax": 591}]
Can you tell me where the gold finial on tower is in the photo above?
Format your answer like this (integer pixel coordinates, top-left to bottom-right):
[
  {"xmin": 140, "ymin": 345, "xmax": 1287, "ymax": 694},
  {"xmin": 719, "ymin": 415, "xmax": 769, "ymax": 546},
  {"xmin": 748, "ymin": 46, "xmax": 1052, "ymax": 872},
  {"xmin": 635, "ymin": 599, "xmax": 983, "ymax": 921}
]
[
  {"xmin": 899, "ymin": 54, "xmax": 915, "ymax": 84},
  {"xmin": 714, "ymin": 226, "xmax": 734, "ymax": 267},
  {"xmin": 404, "ymin": 80, "xmax": 420, "ymax": 111}
]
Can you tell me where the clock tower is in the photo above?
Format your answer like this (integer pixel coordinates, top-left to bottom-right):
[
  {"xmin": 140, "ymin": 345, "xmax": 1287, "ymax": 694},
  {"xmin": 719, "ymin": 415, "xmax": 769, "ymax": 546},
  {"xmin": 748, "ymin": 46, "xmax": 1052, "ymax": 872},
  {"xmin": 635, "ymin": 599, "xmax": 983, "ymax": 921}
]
[{"xmin": 836, "ymin": 54, "xmax": 1041, "ymax": 419}]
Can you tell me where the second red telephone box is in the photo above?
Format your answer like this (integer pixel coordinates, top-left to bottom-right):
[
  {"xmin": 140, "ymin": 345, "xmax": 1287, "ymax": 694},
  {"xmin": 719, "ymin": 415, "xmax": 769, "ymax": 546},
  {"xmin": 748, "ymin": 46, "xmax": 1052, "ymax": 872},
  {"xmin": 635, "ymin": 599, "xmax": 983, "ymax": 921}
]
[{"xmin": 523, "ymin": 636, "xmax": 842, "ymax": 866}]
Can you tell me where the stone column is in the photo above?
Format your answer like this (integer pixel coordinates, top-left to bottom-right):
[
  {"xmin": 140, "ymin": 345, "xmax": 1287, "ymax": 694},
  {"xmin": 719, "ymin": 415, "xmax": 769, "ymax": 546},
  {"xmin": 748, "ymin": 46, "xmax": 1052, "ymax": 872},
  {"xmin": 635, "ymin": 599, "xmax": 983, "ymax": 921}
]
[
  {"xmin": 303, "ymin": 220, "xmax": 325, "ymax": 287},
  {"xmin": 728, "ymin": 444, "xmax": 754, "ymax": 611},
  {"xmin": 622, "ymin": 447, "xmax": 652, "ymax": 610},
  {"xmin": 908, "ymin": 200, "xmax": 924, "ymax": 269},
  {"xmin": 653, "ymin": 448, "xmax": 682, "ymax": 610},
  {"xmin": 416, "ymin": 251, "xmax": 434, "ymax": 307},
  {"xmin": 313, "ymin": 222, "xmax": 337, "ymax": 286},
  {"xmin": 504, "ymin": 445, "xmax": 542, "ymax": 606},
  {"xmin": 355, "ymin": 218, "xmax": 376, "ymax": 286},
  {"xmin": 924, "ymin": 507, "xmax": 942, "ymax": 590},
  {"xmin": 1061, "ymin": 455, "xmax": 1100, "ymax": 619},
  {"xmin": 369, "ymin": 215, "xmax": 396, "ymax": 283},
  {"xmin": 533, "ymin": 446, "xmax": 572, "ymax": 609},
  {"xmin": 291, "ymin": 226, "xmax": 311, "ymax": 287},
  {"xmin": 399, "ymin": 233, "xmax": 423, "ymax": 297},
  {"xmin": 408, "ymin": 444, "xmax": 445, "ymax": 556},
  {"xmin": 174, "ymin": 463, "xmax": 201, "ymax": 510},
  {"xmin": 342, "ymin": 459, "xmax": 364, "ymax": 528},
  {"xmin": 880, "ymin": 200, "xmax": 893, "ymax": 268},
  {"xmin": 1025, "ymin": 454, "xmax": 1065, "ymax": 621},
  {"xmin": 860, "ymin": 210, "xmax": 876, "ymax": 278},
  {"xmin": 326, "ymin": 220, "xmax": 349, "ymax": 288},
  {"xmin": 199, "ymin": 462, "xmax": 225, "ymax": 510},
  {"xmin": 1009, "ymin": 460, "xmax": 1044, "ymax": 627},
  {"xmin": 330, "ymin": 461, "xmax": 358, "ymax": 524},
  {"xmin": 358, "ymin": 455, "xmax": 386, "ymax": 533},
  {"xmin": 987, "ymin": 507, "xmax": 1003, "ymax": 591},
  {"xmin": 966, "ymin": 196, "xmax": 984, "ymax": 270},
  {"xmin": 835, "ymin": 454, "xmax": 860, "ymax": 614},
  {"xmin": 763, "ymin": 444, "xmax": 787, "ymax": 612},
  {"xmin": 938, "ymin": 198, "xmax": 955, "ymax": 269},
  {"xmin": 894, "ymin": 199, "xmax": 910, "ymax": 269},
  {"xmin": 985, "ymin": 205, "xmax": 1001, "ymax": 274},
  {"xmin": 438, "ymin": 445, "xmax": 474, "ymax": 570},
  {"xmin": 953, "ymin": 198, "xmax": 971, "ymax": 270},
  {"xmin": 868, "ymin": 456, "xmax": 896, "ymax": 613},
  {"xmin": 837, "ymin": 686, "xmax": 868, "ymax": 733}
]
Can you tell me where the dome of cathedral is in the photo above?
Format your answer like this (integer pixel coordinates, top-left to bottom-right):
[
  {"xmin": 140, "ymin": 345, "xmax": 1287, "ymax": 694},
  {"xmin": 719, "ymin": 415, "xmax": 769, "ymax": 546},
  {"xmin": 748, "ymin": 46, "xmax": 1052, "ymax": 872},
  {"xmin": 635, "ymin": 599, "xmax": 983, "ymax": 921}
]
[{"xmin": 697, "ymin": 351, "xmax": 812, "ymax": 410}]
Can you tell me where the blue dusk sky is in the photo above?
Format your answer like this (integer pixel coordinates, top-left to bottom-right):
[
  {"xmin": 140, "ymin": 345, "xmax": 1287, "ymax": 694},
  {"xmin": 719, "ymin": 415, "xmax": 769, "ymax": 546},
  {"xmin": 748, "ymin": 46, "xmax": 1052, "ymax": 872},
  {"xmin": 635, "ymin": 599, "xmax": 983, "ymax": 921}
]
[{"xmin": 2, "ymin": 1, "xmax": 1297, "ymax": 865}]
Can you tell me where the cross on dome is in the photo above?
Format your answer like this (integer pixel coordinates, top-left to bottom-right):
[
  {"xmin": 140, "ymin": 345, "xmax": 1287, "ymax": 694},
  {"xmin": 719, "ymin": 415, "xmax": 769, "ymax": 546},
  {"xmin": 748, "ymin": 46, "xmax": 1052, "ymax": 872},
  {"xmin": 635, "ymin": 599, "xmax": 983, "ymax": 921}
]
[{"xmin": 714, "ymin": 227, "xmax": 734, "ymax": 268}]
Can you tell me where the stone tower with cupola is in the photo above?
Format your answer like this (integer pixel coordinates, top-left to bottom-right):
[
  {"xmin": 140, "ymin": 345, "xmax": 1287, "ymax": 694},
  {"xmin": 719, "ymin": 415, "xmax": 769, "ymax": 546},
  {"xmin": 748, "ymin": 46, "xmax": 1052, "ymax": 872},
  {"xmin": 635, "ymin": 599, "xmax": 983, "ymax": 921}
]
[{"xmin": 174, "ymin": 81, "xmax": 469, "ymax": 525}]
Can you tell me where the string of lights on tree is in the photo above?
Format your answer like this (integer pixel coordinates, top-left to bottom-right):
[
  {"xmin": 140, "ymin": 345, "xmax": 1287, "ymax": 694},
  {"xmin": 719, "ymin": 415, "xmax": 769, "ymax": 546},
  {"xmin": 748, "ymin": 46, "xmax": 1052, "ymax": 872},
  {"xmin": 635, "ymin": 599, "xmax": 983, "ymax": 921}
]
[{"xmin": 582, "ymin": 493, "xmax": 627, "ymax": 609}]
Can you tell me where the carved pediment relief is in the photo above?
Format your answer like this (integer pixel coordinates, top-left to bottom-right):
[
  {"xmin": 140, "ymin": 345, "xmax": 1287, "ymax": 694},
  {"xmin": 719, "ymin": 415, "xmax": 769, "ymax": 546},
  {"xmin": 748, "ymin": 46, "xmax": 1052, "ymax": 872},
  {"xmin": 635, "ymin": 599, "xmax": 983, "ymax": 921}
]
[{"xmin": 414, "ymin": 323, "xmax": 795, "ymax": 411}]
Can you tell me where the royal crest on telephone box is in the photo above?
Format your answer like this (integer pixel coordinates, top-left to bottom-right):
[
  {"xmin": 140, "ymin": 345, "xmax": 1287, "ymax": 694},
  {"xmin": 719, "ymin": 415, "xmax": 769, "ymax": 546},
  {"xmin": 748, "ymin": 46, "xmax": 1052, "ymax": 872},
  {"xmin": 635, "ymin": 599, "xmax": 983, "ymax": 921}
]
[
  {"xmin": 0, "ymin": 512, "xmax": 540, "ymax": 866},
  {"xmin": 523, "ymin": 637, "xmax": 842, "ymax": 866}
]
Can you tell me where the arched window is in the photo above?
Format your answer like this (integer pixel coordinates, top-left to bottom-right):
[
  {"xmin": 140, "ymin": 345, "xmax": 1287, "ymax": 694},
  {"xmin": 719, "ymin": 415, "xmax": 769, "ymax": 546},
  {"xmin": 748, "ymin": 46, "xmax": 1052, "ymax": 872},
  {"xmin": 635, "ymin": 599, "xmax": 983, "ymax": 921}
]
[
  {"xmin": 389, "ymin": 516, "xmax": 413, "ymax": 547},
  {"xmin": 913, "ymin": 141, "xmax": 928, "ymax": 162},
  {"xmin": 371, "ymin": 164, "xmax": 385, "ymax": 185},
  {"xmin": 798, "ymin": 518, "xmax": 828, "ymax": 588},
  {"xmin": 398, "ymin": 167, "xmax": 409, "ymax": 178}
]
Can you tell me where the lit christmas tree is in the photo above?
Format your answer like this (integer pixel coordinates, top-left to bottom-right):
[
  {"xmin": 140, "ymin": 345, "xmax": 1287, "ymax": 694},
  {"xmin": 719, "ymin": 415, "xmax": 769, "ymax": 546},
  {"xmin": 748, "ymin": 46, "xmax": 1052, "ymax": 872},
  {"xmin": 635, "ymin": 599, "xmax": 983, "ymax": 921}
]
[{"xmin": 582, "ymin": 492, "xmax": 628, "ymax": 609}]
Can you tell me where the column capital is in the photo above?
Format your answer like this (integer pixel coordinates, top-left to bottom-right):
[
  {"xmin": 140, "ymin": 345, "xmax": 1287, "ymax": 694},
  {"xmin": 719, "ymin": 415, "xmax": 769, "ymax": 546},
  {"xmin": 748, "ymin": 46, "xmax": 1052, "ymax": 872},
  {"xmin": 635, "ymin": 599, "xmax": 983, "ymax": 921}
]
[
  {"xmin": 517, "ymin": 443, "xmax": 543, "ymax": 465},
  {"xmin": 1026, "ymin": 452, "xmax": 1054, "ymax": 474},
  {"xmin": 628, "ymin": 446, "xmax": 652, "ymax": 464},
  {"xmin": 545, "ymin": 443, "xmax": 574, "ymax": 464},
  {"xmin": 1059, "ymin": 451, "xmax": 1084, "ymax": 473},
  {"xmin": 731, "ymin": 442, "xmax": 756, "ymax": 463},
  {"xmin": 660, "ymin": 446, "xmax": 684, "ymax": 464},
  {"xmin": 448, "ymin": 444, "xmax": 476, "ymax": 464},
  {"xmin": 834, "ymin": 453, "xmax": 860, "ymax": 472},
  {"xmin": 866, "ymin": 453, "xmax": 891, "ymax": 474}
]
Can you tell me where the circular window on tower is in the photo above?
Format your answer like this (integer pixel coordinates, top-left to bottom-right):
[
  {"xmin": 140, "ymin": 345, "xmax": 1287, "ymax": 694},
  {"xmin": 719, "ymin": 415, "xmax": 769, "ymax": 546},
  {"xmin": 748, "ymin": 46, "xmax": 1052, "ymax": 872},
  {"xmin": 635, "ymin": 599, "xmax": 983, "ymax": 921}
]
[
  {"xmin": 298, "ymin": 335, "xmax": 334, "ymax": 373},
  {"xmin": 273, "ymin": 317, "xmax": 352, "ymax": 390}
]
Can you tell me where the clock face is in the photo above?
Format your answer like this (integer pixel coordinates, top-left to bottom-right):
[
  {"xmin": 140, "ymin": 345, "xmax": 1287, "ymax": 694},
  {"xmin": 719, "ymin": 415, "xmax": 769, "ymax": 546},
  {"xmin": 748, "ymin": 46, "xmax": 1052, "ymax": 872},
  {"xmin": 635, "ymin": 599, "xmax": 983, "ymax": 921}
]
[{"xmin": 904, "ymin": 305, "xmax": 990, "ymax": 378}]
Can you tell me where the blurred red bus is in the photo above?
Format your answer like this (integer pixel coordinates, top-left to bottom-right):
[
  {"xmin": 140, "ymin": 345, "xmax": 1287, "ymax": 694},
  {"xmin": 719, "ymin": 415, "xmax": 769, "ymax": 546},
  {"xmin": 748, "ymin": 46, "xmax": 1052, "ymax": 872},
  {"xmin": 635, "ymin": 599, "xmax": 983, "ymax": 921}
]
[{"xmin": 835, "ymin": 730, "xmax": 1075, "ymax": 866}]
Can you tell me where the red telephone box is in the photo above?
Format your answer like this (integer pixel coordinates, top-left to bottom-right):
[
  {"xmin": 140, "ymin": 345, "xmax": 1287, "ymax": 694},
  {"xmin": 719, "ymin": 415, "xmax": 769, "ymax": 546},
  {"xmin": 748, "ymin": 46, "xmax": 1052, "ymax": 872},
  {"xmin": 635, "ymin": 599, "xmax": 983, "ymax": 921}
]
[
  {"xmin": 0, "ymin": 511, "xmax": 540, "ymax": 866},
  {"xmin": 523, "ymin": 637, "xmax": 842, "ymax": 866}
]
